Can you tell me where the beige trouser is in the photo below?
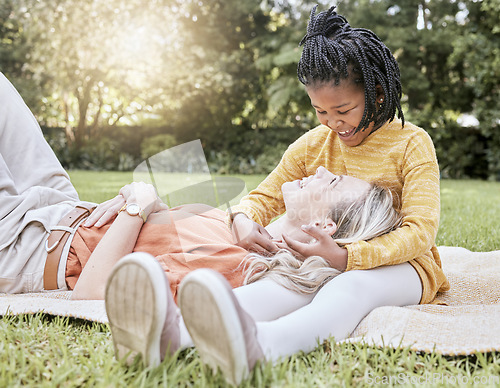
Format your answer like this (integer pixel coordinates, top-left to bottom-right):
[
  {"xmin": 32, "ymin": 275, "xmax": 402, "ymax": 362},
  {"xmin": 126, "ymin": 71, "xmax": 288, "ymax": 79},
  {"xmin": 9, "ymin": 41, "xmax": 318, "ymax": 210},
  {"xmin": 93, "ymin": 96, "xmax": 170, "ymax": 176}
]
[{"xmin": 0, "ymin": 72, "xmax": 80, "ymax": 293}]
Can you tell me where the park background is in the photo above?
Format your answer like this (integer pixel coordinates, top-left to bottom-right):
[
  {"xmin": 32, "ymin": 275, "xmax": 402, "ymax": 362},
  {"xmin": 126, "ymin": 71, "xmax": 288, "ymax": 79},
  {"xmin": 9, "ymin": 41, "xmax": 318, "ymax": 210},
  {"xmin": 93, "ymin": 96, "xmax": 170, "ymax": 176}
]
[
  {"xmin": 1, "ymin": 1, "xmax": 500, "ymax": 386},
  {"xmin": 1, "ymin": 0, "xmax": 499, "ymax": 180}
]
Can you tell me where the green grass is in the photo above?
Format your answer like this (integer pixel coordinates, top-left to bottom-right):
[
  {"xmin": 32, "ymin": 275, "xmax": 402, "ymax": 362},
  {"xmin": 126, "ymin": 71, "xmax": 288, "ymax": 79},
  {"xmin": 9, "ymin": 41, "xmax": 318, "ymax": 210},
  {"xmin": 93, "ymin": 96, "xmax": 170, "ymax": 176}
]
[
  {"xmin": 1, "ymin": 173, "xmax": 499, "ymax": 387},
  {"xmin": 69, "ymin": 170, "xmax": 267, "ymax": 205},
  {"xmin": 438, "ymin": 180, "xmax": 500, "ymax": 251}
]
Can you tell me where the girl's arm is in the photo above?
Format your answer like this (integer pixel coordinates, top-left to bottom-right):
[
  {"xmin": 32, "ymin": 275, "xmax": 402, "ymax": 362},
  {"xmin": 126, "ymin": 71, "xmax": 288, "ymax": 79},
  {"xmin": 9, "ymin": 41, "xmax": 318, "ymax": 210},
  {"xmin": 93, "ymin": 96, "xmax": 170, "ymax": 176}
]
[
  {"xmin": 229, "ymin": 135, "xmax": 311, "ymax": 254},
  {"xmin": 346, "ymin": 167, "xmax": 439, "ymax": 269},
  {"xmin": 281, "ymin": 226, "xmax": 348, "ymax": 271},
  {"xmin": 71, "ymin": 182, "xmax": 165, "ymax": 300}
]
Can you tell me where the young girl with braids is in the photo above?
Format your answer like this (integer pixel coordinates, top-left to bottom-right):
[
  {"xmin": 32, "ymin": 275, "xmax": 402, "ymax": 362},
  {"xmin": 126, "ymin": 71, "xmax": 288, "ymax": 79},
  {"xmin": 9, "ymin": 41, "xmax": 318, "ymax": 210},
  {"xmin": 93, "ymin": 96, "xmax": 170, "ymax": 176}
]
[{"xmin": 172, "ymin": 5, "xmax": 450, "ymax": 384}]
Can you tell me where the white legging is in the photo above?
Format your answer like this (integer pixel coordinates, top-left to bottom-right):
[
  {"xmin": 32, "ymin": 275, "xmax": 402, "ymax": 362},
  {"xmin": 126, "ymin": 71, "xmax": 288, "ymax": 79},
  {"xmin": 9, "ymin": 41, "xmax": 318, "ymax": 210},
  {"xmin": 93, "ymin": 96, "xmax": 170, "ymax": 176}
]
[{"xmin": 179, "ymin": 262, "xmax": 422, "ymax": 362}]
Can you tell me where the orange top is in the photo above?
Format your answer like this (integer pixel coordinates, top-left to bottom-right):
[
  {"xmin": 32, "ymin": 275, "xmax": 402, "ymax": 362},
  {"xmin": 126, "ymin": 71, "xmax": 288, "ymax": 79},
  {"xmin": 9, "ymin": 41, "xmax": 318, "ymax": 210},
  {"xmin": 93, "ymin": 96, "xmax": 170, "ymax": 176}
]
[{"xmin": 66, "ymin": 204, "xmax": 247, "ymax": 302}]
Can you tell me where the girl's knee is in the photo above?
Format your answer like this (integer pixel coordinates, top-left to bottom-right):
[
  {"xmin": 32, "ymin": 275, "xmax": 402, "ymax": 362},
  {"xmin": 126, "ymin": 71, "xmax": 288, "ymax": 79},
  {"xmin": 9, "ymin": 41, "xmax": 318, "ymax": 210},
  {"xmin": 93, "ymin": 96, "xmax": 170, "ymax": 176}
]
[
  {"xmin": 316, "ymin": 270, "xmax": 369, "ymax": 301},
  {"xmin": 320, "ymin": 269, "xmax": 373, "ymax": 293},
  {"xmin": 316, "ymin": 263, "xmax": 422, "ymax": 307}
]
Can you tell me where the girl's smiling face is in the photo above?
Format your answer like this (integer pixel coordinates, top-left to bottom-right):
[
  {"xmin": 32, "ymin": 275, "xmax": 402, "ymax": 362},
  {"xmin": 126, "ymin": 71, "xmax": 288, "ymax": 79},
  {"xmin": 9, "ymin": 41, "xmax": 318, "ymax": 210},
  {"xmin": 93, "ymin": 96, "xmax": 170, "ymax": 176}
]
[{"xmin": 306, "ymin": 80, "xmax": 381, "ymax": 147}]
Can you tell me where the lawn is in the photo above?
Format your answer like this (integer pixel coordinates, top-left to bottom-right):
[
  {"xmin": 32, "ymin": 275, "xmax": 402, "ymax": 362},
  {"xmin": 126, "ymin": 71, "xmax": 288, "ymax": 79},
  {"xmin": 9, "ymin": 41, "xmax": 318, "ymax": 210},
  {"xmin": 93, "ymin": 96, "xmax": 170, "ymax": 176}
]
[{"xmin": 1, "ymin": 172, "xmax": 499, "ymax": 387}]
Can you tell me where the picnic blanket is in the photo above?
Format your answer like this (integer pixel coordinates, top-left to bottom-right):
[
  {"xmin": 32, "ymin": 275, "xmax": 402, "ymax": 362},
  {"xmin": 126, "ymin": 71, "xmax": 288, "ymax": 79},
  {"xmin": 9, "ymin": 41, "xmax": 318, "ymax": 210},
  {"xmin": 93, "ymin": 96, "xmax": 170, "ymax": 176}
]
[{"xmin": 1, "ymin": 246, "xmax": 499, "ymax": 355}]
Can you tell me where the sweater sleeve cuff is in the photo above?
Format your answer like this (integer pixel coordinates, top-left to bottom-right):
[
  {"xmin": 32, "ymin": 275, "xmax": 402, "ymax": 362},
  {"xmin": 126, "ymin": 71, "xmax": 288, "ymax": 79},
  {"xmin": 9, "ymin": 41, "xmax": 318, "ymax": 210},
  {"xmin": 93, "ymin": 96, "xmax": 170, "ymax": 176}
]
[
  {"xmin": 225, "ymin": 211, "xmax": 244, "ymax": 230},
  {"xmin": 345, "ymin": 244, "xmax": 360, "ymax": 271},
  {"xmin": 225, "ymin": 206, "xmax": 259, "ymax": 230}
]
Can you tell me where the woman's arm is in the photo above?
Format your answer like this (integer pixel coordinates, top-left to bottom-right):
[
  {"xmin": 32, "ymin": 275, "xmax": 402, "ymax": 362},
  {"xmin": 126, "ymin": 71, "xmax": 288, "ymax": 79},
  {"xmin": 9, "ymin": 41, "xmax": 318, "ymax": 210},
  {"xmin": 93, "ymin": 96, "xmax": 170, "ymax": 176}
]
[
  {"xmin": 71, "ymin": 211, "xmax": 143, "ymax": 300},
  {"xmin": 71, "ymin": 182, "xmax": 164, "ymax": 300}
]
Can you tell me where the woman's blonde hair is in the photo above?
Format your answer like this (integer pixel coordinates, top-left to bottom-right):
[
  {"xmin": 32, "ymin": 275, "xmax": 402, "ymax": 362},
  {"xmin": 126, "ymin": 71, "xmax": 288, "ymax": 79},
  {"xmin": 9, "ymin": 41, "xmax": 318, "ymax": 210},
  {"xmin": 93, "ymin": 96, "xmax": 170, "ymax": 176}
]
[{"xmin": 243, "ymin": 184, "xmax": 401, "ymax": 294}]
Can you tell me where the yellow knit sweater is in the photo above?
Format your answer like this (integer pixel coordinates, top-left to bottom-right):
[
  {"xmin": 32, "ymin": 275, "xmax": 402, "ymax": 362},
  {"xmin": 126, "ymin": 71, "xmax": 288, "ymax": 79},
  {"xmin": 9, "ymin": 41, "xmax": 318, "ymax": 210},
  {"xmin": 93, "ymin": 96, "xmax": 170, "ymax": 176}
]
[{"xmin": 230, "ymin": 119, "xmax": 450, "ymax": 304}]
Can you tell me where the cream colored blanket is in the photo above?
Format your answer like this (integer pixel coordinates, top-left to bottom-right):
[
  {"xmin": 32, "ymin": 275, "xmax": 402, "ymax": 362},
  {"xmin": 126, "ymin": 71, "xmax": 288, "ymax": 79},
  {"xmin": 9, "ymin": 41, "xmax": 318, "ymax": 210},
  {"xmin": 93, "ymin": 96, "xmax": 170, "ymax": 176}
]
[{"xmin": 1, "ymin": 246, "xmax": 499, "ymax": 355}]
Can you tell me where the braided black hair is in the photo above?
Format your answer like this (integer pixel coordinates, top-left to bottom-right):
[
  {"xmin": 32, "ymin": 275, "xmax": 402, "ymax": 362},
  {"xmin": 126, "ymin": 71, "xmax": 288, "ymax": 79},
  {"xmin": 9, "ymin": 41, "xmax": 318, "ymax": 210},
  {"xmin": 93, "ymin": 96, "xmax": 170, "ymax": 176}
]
[{"xmin": 297, "ymin": 5, "xmax": 404, "ymax": 133}]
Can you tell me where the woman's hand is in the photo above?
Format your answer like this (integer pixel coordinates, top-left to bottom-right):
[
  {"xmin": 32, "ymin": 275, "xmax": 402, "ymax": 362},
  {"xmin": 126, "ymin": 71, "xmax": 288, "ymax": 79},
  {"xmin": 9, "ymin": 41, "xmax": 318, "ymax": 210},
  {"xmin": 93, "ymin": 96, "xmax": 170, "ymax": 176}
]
[
  {"xmin": 231, "ymin": 213, "xmax": 279, "ymax": 255},
  {"xmin": 84, "ymin": 195, "xmax": 125, "ymax": 228},
  {"xmin": 83, "ymin": 183, "xmax": 168, "ymax": 228},
  {"xmin": 119, "ymin": 182, "xmax": 168, "ymax": 220},
  {"xmin": 280, "ymin": 225, "xmax": 348, "ymax": 271}
]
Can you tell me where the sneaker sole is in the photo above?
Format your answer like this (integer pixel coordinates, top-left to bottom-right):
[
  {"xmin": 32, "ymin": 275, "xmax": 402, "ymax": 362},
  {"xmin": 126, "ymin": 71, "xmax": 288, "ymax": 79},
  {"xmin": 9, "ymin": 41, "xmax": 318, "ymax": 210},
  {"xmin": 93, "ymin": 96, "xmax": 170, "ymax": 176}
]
[
  {"xmin": 105, "ymin": 252, "xmax": 167, "ymax": 367},
  {"xmin": 179, "ymin": 269, "xmax": 249, "ymax": 385}
]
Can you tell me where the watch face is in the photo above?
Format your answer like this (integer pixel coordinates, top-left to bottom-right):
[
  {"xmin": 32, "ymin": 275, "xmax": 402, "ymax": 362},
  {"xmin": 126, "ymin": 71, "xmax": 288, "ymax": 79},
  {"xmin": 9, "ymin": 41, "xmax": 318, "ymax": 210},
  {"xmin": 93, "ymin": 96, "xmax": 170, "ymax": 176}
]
[{"xmin": 126, "ymin": 204, "xmax": 141, "ymax": 216}]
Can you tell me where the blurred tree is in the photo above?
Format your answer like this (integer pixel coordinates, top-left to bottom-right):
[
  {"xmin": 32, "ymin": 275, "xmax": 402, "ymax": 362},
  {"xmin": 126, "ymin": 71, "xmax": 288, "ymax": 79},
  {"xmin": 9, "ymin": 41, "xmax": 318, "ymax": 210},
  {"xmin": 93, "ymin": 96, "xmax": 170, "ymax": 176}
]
[
  {"xmin": 159, "ymin": 0, "xmax": 269, "ymax": 155},
  {"xmin": 140, "ymin": 133, "xmax": 177, "ymax": 160},
  {"xmin": 245, "ymin": 1, "xmax": 318, "ymax": 132},
  {"xmin": 0, "ymin": 0, "xmax": 47, "ymax": 111},
  {"xmin": 210, "ymin": 0, "xmax": 328, "ymax": 160},
  {"xmin": 0, "ymin": 0, "xmax": 498, "ymax": 178},
  {"xmin": 328, "ymin": 0, "xmax": 498, "ymax": 179},
  {"xmin": 3, "ymin": 0, "xmax": 180, "ymax": 147},
  {"xmin": 448, "ymin": 0, "xmax": 500, "ymax": 178}
]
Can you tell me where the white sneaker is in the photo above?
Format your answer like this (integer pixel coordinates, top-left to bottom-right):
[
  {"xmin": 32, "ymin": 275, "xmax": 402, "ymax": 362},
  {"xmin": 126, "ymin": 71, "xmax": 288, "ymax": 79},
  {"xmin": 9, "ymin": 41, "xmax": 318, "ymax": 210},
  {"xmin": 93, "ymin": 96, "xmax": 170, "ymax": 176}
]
[
  {"xmin": 105, "ymin": 252, "xmax": 180, "ymax": 367},
  {"xmin": 179, "ymin": 269, "xmax": 264, "ymax": 385}
]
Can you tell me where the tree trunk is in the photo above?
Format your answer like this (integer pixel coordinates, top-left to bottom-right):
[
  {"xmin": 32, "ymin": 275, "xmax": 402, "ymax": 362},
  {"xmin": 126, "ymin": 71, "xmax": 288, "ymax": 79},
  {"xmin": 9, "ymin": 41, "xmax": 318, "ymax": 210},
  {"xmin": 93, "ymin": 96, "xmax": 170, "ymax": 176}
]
[{"xmin": 74, "ymin": 81, "xmax": 92, "ymax": 148}]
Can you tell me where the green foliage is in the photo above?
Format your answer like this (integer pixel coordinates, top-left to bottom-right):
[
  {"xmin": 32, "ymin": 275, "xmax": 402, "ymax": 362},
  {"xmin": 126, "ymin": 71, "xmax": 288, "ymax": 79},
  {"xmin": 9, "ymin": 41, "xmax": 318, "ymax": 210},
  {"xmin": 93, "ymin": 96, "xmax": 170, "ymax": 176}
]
[
  {"xmin": 446, "ymin": 0, "xmax": 500, "ymax": 179},
  {"xmin": 253, "ymin": 143, "xmax": 289, "ymax": 174},
  {"xmin": 405, "ymin": 108, "xmax": 489, "ymax": 180},
  {"xmin": 44, "ymin": 125, "xmax": 183, "ymax": 171},
  {"xmin": 140, "ymin": 134, "xmax": 177, "ymax": 160},
  {"xmin": 2, "ymin": 0, "xmax": 181, "ymax": 147},
  {"xmin": 334, "ymin": 0, "xmax": 499, "ymax": 180},
  {"xmin": 1, "ymin": 0, "xmax": 499, "ymax": 179},
  {"xmin": 78, "ymin": 138, "xmax": 135, "ymax": 171},
  {"xmin": 43, "ymin": 129, "xmax": 78, "ymax": 169},
  {"xmin": 207, "ymin": 150, "xmax": 246, "ymax": 175},
  {"xmin": 207, "ymin": 143, "xmax": 287, "ymax": 175}
]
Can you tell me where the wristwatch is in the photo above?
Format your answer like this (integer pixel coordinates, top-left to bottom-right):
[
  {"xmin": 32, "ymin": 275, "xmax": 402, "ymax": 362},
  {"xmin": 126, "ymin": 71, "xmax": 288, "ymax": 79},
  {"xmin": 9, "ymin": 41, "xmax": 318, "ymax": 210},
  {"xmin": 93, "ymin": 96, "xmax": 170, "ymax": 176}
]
[{"xmin": 118, "ymin": 203, "xmax": 147, "ymax": 223}]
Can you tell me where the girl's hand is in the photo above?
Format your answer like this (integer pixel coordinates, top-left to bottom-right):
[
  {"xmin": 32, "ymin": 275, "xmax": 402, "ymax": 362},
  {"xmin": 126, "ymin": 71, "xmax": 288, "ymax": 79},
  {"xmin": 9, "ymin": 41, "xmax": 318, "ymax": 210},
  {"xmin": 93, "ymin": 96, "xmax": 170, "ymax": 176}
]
[
  {"xmin": 281, "ymin": 225, "xmax": 348, "ymax": 271},
  {"xmin": 119, "ymin": 182, "xmax": 168, "ymax": 220},
  {"xmin": 231, "ymin": 213, "xmax": 279, "ymax": 255},
  {"xmin": 83, "ymin": 195, "xmax": 125, "ymax": 228}
]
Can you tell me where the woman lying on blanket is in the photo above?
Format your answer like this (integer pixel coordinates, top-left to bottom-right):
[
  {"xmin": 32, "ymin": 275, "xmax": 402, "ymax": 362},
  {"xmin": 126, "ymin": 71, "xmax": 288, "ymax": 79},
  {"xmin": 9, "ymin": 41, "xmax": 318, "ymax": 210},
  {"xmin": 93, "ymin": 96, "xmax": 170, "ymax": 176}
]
[
  {"xmin": 100, "ymin": 169, "xmax": 401, "ymax": 366},
  {"xmin": 73, "ymin": 166, "xmax": 400, "ymax": 300}
]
